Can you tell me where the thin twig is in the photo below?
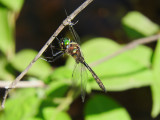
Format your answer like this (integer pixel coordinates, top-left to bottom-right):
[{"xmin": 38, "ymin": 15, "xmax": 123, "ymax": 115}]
[
  {"xmin": 1, "ymin": 0, "xmax": 93, "ymax": 108},
  {"xmin": 0, "ymin": 81, "xmax": 46, "ymax": 88},
  {"xmin": 91, "ymin": 34, "xmax": 160, "ymax": 67}
]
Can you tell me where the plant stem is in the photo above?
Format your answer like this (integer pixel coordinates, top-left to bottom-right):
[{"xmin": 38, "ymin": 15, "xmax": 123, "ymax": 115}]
[{"xmin": 91, "ymin": 34, "xmax": 160, "ymax": 67}]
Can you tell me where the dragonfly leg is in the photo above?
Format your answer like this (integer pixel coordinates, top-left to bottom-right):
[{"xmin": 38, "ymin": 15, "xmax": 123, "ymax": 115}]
[
  {"xmin": 69, "ymin": 20, "xmax": 79, "ymax": 26},
  {"xmin": 50, "ymin": 36, "xmax": 61, "ymax": 49},
  {"xmin": 55, "ymin": 36, "xmax": 61, "ymax": 44},
  {"xmin": 41, "ymin": 51, "xmax": 64, "ymax": 62}
]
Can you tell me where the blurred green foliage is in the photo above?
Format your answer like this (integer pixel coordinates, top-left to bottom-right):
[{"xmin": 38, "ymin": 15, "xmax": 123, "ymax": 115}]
[
  {"xmin": 0, "ymin": 1, "xmax": 160, "ymax": 120},
  {"xmin": 122, "ymin": 11, "xmax": 159, "ymax": 39},
  {"xmin": 84, "ymin": 95, "xmax": 131, "ymax": 120},
  {"xmin": 151, "ymin": 40, "xmax": 160, "ymax": 117}
]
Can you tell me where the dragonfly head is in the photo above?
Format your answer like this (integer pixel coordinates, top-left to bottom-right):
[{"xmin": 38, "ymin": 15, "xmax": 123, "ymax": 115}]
[{"xmin": 61, "ymin": 38, "xmax": 71, "ymax": 49}]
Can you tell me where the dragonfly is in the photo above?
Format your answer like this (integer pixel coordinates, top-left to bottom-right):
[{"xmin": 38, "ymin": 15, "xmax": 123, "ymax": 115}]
[{"xmin": 45, "ymin": 23, "xmax": 106, "ymax": 102}]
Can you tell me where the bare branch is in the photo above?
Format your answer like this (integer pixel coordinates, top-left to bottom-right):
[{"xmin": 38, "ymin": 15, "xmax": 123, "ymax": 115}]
[
  {"xmin": 91, "ymin": 34, "xmax": 160, "ymax": 67},
  {"xmin": 0, "ymin": 81, "xmax": 46, "ymax": 88},
  {"xmin": 1, "ymin": 0, "xmax": 93, "ymax": 108}
]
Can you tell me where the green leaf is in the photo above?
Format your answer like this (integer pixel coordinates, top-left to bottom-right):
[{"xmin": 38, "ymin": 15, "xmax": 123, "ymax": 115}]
[
  {"xmin": 90, "ymin": 45, "xmax": 153, "ymax": 91},
  {"xmin": 84, "ymin": 95, "xmax": 131, "ymax": 120},
  {"xmin": 47, "ymin": 67, "xmax": 72, "ymax": 82},
  {"xmin": 122, "ymin": 11, "xmax": 159, "ymax": 39},
  {"xmin": 151, "ymin": 39, "xmax": 160, "ymax": 118},
  {"xmin": 0, "ymin": 0, "xmax": 24, "ymax": 11},
  {"xmin": 0, "ymin": 7, "xmax": 15, "ymax": 58},
  {"xmin": 45, "ymin": 80, "xmax": 69, "ymax": 98},
  {"xmin": 43, "ymin": 107, "xmax": 71, "ymax": 120},
  {"xmin": 11, "ymin": 49, "xmax": 52, "ymax": 79},
  {"xmin": 27, "ymin": 118, "xmax": 42, "ymax": 120},
  {"xmin": 3, "ymin": 88, "xmax": 41, "ymax": 120},
  {"xmin": 0, "ymin": 58, "xmax": 14, "ymax": 80},
  {"xmin": 66, "ymin": 38, "xmax": 153, "ymax": 91}
]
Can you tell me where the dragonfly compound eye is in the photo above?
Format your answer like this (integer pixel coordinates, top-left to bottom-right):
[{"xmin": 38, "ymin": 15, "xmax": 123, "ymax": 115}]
[{"xmin": 61, "ymin": 38, "xmax": 70, "ymax": 49}]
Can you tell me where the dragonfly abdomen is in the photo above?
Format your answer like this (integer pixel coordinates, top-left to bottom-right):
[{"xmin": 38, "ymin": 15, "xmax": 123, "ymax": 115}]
[{"xmin": 82, "ymin": 61, "xmax": 106, "ymax": 92}]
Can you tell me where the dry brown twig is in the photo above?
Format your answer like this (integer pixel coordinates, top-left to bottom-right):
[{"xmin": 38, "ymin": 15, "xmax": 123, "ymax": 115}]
[
  {"xmin": 1, "ymin": 0, "xmax": 94, "ymax": 108},
  {"xmin": 0, "ymin": 81, "xmax": 46, "ymax": 88}
]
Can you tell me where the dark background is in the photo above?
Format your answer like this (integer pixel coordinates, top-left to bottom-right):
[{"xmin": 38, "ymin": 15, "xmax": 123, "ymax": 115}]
[{"xmin": 15, "ymin": 0, "xmax": 160, "ymax": 120}]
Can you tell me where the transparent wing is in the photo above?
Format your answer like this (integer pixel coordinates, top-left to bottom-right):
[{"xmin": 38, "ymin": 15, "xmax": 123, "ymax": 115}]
[
  {"xmin": 80, "ymin": 63, "xmax": 88, "ymax": 102},
  {"xmin": 72, "ymin": 62, "xmax": 88, "ymax": 102},
  {"xmin": 69, "ymin": 25, "xmax": 81, "ymax": 45},
  {"xmin": 72, "ymin": 63, "xmax": 80, "ymax": 87}
]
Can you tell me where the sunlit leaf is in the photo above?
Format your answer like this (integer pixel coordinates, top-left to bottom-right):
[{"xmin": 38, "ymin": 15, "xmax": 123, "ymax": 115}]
[
  {"xmin": 27, "ymin": 118, "xmax": 42, "ymax": 120},
  {"xmin": 151, "ymin": 40, "xmax": 160, "ymax": 118},
  {"xmin": 0, "ymin": 0, "xmax": 24, "ymax": 11},
  {"xmin": 3, "ymin": 88, "xmax": 41, "ymax": 120},
  {"xmin": 0, "ymin": 7, "xmax": 15, "ymax": 58},
  {"xmin": 66, "ymin": 38, "xmax": 153, "ymax": 91},
  {"xmin": 45, "ymin": 80, "xmax": 69, "ymax": 98},
  {"xmin": 43, "ymin": 107, "xmax": 71, "ymax": 120},
  {"xmin": 47, "ymin": 67, "xmax": 72, "ymax": 82},
  {"xmin": 11, "ymin": 49, "xmax": 52, "ymax": 79},
  {"xmin": 122, "ymin": 11, "xmax": 159, "ymax": 39},
  {"xmin": 0, "ymin": 58, "xmax": 14, "ymax": 80},
  {"xmin": 84, "ymin": 95, "xmax": 131, "ymax": 120}
]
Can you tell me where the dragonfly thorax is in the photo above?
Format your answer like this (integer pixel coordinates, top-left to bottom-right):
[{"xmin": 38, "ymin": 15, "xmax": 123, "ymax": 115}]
[{"xmin": 66, "ymin": 42, "xmax": 84, "ymax": 63}]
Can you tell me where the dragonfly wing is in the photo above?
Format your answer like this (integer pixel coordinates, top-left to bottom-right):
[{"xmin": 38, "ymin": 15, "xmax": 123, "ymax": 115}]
[
  {"xmin": 72, "ymin": 63, "xmax": 80, "ymax": 87},
  {"xmin": 80, "ymin": 63, "xmax": 88, "ymax": 102},
  {"xmin": 72, "ymin": 62, "xmax": 88, "ymax": 102},
  {"xmin": 69, "ymin": 25, "xmax": 81, "ymax": 45}
]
